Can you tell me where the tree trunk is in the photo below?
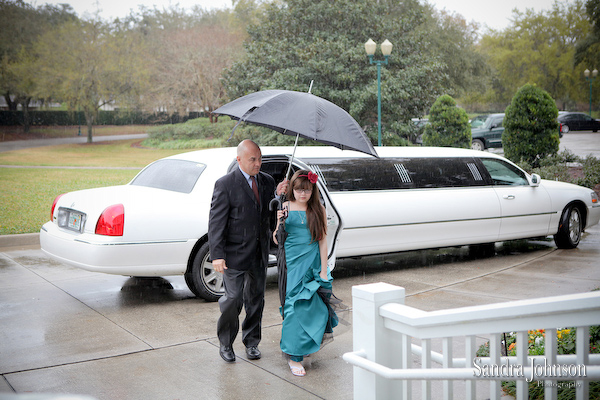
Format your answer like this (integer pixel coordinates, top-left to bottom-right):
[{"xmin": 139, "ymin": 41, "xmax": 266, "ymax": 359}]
[
  {"xmin": 20, "ymin": 97, "xmax": 31, "ymax": 134},
  {"xmin": 3, "ymin": 93, "xmax": 18, "ymax": 111},
  {"xmin": 85, "ymin": 111, "xmax": 94, "ymax": 143}
]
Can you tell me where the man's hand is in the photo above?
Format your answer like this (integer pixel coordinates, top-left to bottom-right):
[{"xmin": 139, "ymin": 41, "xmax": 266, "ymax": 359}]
[
  {"xmin": 276, "ymin": 179, "xmax": 289, "ymax": 196},
  {"xmin": 213, "ymin": 259, "xmax": 227, "ymax": 273}
]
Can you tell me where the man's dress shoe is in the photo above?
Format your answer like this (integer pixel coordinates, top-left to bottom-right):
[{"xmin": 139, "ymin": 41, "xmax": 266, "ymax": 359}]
[
  {"xmin": 220, "ymin": 344, "xmax": 235, "ymax": 362},
  {"xmin": 246, "ymin": 346, "xmax": 261, "ymax": 360}
]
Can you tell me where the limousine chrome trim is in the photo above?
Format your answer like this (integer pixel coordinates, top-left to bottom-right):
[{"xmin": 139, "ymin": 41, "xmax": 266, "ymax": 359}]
[
  {"xmin": 73, "ymin": 238, "xmax": 189, "ymax": 246},
  {"xmin": 342, "ymin": 211, "xmax": 558, "ymax": 230}
]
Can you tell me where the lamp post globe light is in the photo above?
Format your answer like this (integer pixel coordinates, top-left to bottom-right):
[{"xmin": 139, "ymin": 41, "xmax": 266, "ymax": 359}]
[
  {"xmin": 584, "ymin": 68, "xmax": 598, "ymax": 117},
  {"xmin": 365, "ymin": 38, "xmax": 393, "ymax": 146}
]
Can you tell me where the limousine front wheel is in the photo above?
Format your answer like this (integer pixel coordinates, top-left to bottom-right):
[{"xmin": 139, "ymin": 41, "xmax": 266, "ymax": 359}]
[
  {"xmin": 185, "ymin": 242, "xmax": 224, "ymax": 302},
  {"xmin": 554, "ymin": 205, "xmax": 583, "ymax": 249}
]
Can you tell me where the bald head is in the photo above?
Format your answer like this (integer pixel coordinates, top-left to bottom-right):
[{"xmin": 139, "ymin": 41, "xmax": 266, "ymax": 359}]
[
  {"xmin": 237, "ymin": 139, "xmax": 260, "ymax": 157},
  {"xmin": 237, "ymin": 139, "xmax": 262, "ymax": 176}
]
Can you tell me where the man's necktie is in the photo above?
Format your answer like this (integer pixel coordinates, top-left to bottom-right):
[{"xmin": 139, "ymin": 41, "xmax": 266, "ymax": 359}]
[{"xmin": 250, "ymin": 176, "xmax": 260, "ymax": 205}]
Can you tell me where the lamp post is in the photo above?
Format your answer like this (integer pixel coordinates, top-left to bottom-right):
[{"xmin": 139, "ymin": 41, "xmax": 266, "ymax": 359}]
[
  {"xmin": 584, "ymin": 68, "xmax": 598, "ymax": 117},
  {"xmin": 365, "ymin": 38, "xmax": 392, "ymax": 146}
]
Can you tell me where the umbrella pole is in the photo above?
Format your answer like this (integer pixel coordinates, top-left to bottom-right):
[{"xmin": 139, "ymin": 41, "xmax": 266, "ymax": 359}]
[{"xmin": 285, "ymin": 132, "xmax": 300, "ymax": 180}]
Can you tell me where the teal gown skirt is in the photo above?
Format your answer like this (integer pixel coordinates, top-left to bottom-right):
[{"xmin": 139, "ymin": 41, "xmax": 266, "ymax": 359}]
[{"xmin": 280, "ymin": 210, "xmax": 338, "ymax": 359}]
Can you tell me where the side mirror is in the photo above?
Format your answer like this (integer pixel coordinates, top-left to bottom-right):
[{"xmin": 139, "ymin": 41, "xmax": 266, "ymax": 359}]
[{"xmin": 530, "ymin": 174, "xmax": 541, "ymax": 187}]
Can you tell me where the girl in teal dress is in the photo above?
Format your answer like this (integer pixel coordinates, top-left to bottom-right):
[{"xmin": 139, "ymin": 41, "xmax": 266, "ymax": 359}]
[{"xmin": 274, "ymin": 170, "xmax": 338, "ymax": 377}]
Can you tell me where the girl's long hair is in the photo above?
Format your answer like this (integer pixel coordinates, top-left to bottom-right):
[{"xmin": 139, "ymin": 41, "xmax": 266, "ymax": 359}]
[{"xmin": 287, "ymin": 169, "xmax": 327, "ymax": 242}]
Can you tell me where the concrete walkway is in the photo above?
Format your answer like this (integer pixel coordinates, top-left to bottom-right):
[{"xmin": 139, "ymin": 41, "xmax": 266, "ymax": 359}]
[{"xmin": 1, "ymin": 224, "xmax": 599, "ymax": 400}]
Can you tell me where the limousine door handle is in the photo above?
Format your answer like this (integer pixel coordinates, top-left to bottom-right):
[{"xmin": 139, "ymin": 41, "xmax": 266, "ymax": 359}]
[{"xmin": 503, "ymin": 194, "xmax": 516, "ymax": 200}]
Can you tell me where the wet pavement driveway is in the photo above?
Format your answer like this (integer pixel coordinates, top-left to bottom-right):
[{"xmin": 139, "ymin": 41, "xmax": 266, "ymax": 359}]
[{"xmin": 1, "ymin": 225, "xmax": 600, "ymax": 399}]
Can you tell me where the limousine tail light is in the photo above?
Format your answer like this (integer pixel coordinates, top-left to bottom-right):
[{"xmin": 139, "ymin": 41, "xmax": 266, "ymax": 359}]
[
  {"xmin": 51, "ymin": 194, "xmax": 65, "ymax": 221},
  {"xmin": 95, "ymin": 204, "xmax": 124, "ymax": 236}
]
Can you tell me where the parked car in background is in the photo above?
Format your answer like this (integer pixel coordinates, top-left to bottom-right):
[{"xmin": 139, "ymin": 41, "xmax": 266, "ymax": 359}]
[
  {"xmin": 470, "ymin": 114, "xmax": 489, "ymax": 129},
  {"xmin": 411, "ymin": 118, "xmax": 428, "ymax": 145},
  {"xmin": 471, "ymin": 113, "xmax": 505, "ymax": 150},
  {"xmin": 557, "ymin": 112, "xmax": 600, "ymax": 133},
  {"xmin": 41, "ymin": 146, "xmax": 600, "ymax": 301}
]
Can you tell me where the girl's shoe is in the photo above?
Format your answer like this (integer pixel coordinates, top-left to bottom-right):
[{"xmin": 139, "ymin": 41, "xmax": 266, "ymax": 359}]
[{"xmin": 288, "ymin": 360, "xmax": 306, "ymax": 376}]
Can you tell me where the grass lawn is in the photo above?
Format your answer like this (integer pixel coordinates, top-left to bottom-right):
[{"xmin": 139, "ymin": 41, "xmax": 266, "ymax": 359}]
[
  {"xmin": 0, "ymin": 139, "xmax": 183, "ymax": 167},
  {"xmin": 0, "ymin": 138, "xmax": 203, "ymax": 235},
  {"xmin": 0, "ymin": 168, "xmax": 138, "ymax": 235}
]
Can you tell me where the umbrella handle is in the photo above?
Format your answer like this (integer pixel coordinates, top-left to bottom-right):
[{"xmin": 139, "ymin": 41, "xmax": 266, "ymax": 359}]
[{"xmin": 269, "ymin": 196, "xmax": 282, "ymax": 211}]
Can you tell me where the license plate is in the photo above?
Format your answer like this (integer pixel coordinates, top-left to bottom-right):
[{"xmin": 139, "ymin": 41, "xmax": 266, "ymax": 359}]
[
  {"xmin": 68, "ymin": 212, "xmax": 82, "ymax": 231},
  {"xmin": 57, "ymin": 208, "xmax": 86, "ymax": 233}
]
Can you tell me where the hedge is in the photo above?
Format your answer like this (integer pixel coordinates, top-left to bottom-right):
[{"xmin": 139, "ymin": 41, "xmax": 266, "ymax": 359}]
[{"xmin": 0, "ymin": 111, "xmax": 204, "ymax": 126}]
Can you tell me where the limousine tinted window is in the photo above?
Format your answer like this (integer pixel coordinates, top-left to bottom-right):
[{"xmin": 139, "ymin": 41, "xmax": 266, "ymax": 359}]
[{"xmin": 306, "ymin": 157, "xmax": 488, "ymax": 191}]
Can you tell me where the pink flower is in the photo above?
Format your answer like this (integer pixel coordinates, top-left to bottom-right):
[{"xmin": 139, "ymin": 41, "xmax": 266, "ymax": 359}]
[{"xmin": 307, "ymin": 171, "xmax": 318, "ymax": 184}]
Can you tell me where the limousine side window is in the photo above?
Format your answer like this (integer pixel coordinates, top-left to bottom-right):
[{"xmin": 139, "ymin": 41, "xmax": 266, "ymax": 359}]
[
  {"xmin": 306, "ymin": 157, "xmax": 487, "ymax": 191},
  {"xmin": 479, "ymin": 158, "xmax": 528, "ymax": 186}
]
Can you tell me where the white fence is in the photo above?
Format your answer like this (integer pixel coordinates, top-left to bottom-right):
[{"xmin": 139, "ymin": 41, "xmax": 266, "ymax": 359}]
[{"xmin": 343, "ymin": 282, "xmax": 600, "ymax": 400}]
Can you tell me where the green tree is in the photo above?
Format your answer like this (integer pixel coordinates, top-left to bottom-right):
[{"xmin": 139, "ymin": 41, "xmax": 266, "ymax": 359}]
[
  {"xmin": 503, "ymin": 84, "xmax": 559, "ymax": 166},
  {"xmin": 223, "ymin": 0, "xmax": 445, "ymax": 145},
  {"xmin": 479, "ymin": 0, "xmax": 590, "ymax": 109},
  {"xmin": 575, "ymin": 0, "xmax": 600, "ymax": 68},
  {"xmin": 123, "ymin": 5, "xmax": 246, "ymax": 119},
  {"xmin": 422, "ymin": 94, "xmax": 471, "ymax": 148},
  {"xmin": 33, "ymin": 18, "xmax": 147, "ymax": 142},
  {"xmin": 419, "ymin": 7, "xmax": 490, "ymax": 101},
  {"xmin": 0, "ymin": 0, "xmax": 76, "ymax": 130}
]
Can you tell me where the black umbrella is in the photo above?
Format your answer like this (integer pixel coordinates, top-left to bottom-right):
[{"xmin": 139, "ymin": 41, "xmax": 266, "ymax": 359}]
[{"xmin": 213, "ymin": 89, "xmax": 378, "ymax": 179}]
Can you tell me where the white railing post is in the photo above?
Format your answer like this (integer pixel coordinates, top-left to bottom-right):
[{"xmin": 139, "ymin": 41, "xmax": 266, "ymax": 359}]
[
  {"xmin": 351, "ymin": 282, "xmax": 406, "ymax": 400},
  {"xmin": 544, "ymin": 328, "xmax": 558, "ymax": 400},
  {"xmin": 489, "ymin": 333, "xmax": 501, "ymax": 400},
  {"xmin": 576, "ymin": 326, "xmax": 590, "ymax": 400},
  {"xmin": 515, "ymin": 330, "xmax": 528, "ymax": 400},
  {"xmin": 464, "ymin": 335, "xmax": 476, "ymax": 399}
]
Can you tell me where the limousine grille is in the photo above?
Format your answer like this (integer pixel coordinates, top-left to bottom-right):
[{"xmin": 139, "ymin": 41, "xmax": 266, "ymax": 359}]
[
  {"xmin": 467, "ymin": 162, "xmax": 483, "ymax": 181},
  {"xmin": 394, "ymin": 164, "xmax": 412, "ymax": 183}
]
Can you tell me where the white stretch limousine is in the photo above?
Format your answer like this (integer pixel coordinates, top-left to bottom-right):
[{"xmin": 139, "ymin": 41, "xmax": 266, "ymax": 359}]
[{"xmin": 40, "ymin": 146, "xmax": 600, "ymax": 301}]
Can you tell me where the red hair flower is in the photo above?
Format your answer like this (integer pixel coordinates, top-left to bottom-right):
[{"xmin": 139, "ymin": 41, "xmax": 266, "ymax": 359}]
[{"xmin": 298, "ymin": 171, "xmax": 318, "ymax": 184}]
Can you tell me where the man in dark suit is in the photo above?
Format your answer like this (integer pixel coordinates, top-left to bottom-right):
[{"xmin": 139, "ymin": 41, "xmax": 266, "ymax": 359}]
[{"xmin": 208, "ymin": 139, "xmax": 287, "ymax": 363}]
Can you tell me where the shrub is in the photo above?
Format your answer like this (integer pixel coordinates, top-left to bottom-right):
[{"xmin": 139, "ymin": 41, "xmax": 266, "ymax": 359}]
[
  {"xmin": 574, "ymin": 155, "xmax": 600, "ymax": 189},
  {"xmin": 476, "ymin": 326, "xmax": 600, "ymax": 399},
  {"xmin": 517, "ymin": 150, "xmax": 600, "ymax": 191},
  {"xmin": 144, "ymin": 117, "xmax": 237, "ymax": 149},
  {"xmin": 503, "ymin": 84, "xmax": 560, "ymax": 167},
  {"xmin": 422, "ymin": 94, "xmax": 470, "ymax": 148}
]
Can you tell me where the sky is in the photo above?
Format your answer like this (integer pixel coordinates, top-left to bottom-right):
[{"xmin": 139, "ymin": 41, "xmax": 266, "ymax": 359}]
[{"xmin": 27, "ymin": 0, "xmax": 559, "ymax": 31}]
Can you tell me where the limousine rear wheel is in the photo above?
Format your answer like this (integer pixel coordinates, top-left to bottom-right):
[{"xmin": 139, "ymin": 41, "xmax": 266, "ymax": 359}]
[
  {"xmin": 554, "ymin": 205, "xmax": 582, "ymax": 249},
  {"xmin": 184, "ymin": 242, "xmax": 224, "ymax": 302}
]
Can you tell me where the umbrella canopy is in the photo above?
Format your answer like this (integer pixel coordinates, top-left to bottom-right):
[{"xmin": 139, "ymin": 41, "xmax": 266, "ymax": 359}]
[{"xmin": 213, "ymin": 89, "xmax": 378, "ymax": 158}]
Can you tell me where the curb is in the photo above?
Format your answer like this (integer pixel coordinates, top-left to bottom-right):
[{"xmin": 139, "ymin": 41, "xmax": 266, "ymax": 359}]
[{"xmin": 0, "ymin": 232, "xmax": 40, "ymax": 248}]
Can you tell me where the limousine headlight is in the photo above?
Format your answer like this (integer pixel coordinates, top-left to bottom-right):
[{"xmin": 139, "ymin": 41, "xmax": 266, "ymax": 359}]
[{"xmin": 592, "ymin": 192, "xmax": 599, "ymax": 204}]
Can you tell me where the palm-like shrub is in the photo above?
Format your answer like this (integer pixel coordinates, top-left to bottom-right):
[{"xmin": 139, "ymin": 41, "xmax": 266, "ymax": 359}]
[
  {"xmin": 422, "ymin": 94, "xmax": 470, "ymax": 148},
  {"xmin": 503, "ymin": 84, "xmax": 559, "ymax": 167}
]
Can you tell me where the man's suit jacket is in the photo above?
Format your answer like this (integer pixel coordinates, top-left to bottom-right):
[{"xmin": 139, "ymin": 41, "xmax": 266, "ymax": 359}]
[{"xmin": 208, "ymin": 167, "xmax": 276, "ymax": 270}]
